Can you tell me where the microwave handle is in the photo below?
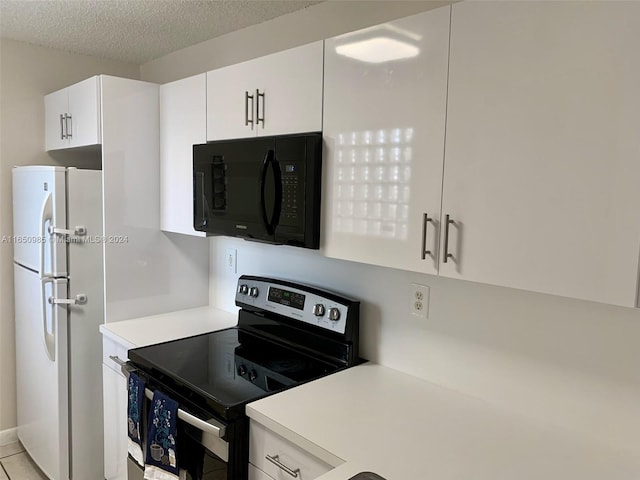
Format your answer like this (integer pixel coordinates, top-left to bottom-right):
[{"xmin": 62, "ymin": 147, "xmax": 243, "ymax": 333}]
[
  {"xmin": 260, "ymin": 150, "xmax": 282, "ymax": 235},
  {"xmin": 194, "ymin": 172, "xmax": 208, "ymax": 229}
]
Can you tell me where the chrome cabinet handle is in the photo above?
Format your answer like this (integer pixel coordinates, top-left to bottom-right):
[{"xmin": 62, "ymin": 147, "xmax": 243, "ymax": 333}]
[
  {"xmin": 109, "ymin": 355, "xmax": 126, "ymax": 367},
  {"xmin": 245, "ymin": 91, "xmax": 254, "ymax": 128},
  {"xmin": 265, "ymin": 454, "xmax": 300, "ymax": 478},
  {"xmin": 421, "ymin": 213, "xmax": 433, "ymax": 259},
  {"xmin": 256, "ymin": 89, "xmax": 265, "ymax": 128},
  {"xmin": 65, "ymin": 114, "xmax": 72, "ymax": 139},
  {"xmin": 60, "ymin": 114, "xmax": 66, "ymax": 139},
  {"xmin": 443, "ymin": 214, "xmax": 454, "ymax": 263}
]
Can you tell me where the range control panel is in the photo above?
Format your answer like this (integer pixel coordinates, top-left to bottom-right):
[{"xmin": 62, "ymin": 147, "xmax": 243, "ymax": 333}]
[{"xmin": 235, "ymin": 276, "xmax": 357, "ymax": 336}]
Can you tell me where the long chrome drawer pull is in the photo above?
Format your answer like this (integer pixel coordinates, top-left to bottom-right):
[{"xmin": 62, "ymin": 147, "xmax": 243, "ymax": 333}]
[
  {"xmin": 143, "ymin": 387, "xmax": 226, "ymax": 438},
  {"xmin": 265, "ymin": 454, "xmax": 300, "ymax": 478},
  {"xmin": 109, "ymin": 355, "xmax": 126, "ymax": 366}
]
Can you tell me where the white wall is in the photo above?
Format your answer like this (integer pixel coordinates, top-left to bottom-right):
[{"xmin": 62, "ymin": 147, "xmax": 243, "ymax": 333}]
[
  {"xmin": 137, "ymin": 0, "xmax": 640, "ymax": 455},
  {"xmin": 210, "ymin": 237, "xmax": 640, "ymax": 454},
  {"xmin": 0, "ymin": 38, "xmax": 139, "ymax": 432}
]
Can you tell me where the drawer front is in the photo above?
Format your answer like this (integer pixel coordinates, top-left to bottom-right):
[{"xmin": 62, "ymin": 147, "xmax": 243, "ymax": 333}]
[
  {"xmin": 102, "ymin": 335, "xmax": 129, "ymax": 375},
  {"xmin": 250, "ymin": 421, "xmax": 332, "ymax": 480},
  {"xmin": 249, "ymin": 464, "xmax": 275, "ymax": 480}
]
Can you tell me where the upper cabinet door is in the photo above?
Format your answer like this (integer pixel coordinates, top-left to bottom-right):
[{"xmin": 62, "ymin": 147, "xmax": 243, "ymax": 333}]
[
  {"xmin": 322, "ymin": 7, "xmax": 451, "ymax": 274},
  {"xmin": 441, "ymin": 2, "xmax": 640, "ymax": 307},
  {"xmin": 45, "ymin": 76, "xmax": 100, "ymax": 150},
  {"xmin": 67, "ymin": 76, "xmax": 101, "ymax": 148},
  {"xmin": 160, "ymin": 74, "xmax": 207, "ymax": 236},
  {"xmin": 206, "ymin": 41, "xmax": 323, "ymax": 141},
  {"xmin": 207, "ymin": 61, "xmax": 257, "ymax": 140},
  {"xmin": 44, "ymin": 88, "xmax": 69, "ymax": 151},
  {"xmin": 257, "ymin": 41, "xmax": 323, "ymax": 137}
]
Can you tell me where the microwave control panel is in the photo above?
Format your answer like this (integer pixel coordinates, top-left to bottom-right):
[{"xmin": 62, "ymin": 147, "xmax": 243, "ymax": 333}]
[{"xmin": 280, "ymin": 162, "xmax": 302, "ymax": 227}]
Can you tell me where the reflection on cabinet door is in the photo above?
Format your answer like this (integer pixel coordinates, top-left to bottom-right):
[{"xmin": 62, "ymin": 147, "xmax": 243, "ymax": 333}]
[
  {"xmin": 322, "ymin": 6, "xmax": 450, "ymax": 275},
  {"xmin": 442, "ymin": 1, "xmax": 640, "ymax": 307}
]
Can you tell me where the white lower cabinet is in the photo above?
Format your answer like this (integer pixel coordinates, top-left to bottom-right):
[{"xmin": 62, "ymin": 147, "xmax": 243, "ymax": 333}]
[
  {"xmin": 102, "ymin": 336, "xmax": 130, "ymax": 480},
  {"xmin": 249, "ymin": 420, "xmax": 333, "ymax": 480}
]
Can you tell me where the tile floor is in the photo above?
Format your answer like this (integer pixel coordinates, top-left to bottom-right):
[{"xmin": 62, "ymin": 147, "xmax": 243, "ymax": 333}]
[{"xmin": 0, "ymin": 442, "xmax": 48, "ymax": 480}]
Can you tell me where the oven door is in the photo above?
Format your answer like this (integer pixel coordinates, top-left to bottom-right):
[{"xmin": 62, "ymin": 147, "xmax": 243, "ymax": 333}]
[{"xmin": 123, "ymin": 365, "xmax": 231, "ymax": 480}]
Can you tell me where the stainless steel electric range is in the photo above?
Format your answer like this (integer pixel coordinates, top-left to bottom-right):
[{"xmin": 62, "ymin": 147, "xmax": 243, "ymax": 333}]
[{"xmin": 125, "ymin": 275, "xmax": 360, "ymax": 480}]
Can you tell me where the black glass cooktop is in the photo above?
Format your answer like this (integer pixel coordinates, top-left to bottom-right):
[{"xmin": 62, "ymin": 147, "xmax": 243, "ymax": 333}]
[{"xmin": 128, "ymin": 327, "xmax": 340, "ymax": 419}]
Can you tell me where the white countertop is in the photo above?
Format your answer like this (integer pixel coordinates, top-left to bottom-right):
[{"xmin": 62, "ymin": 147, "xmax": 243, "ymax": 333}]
[
  {"xmin": 99, "ymin": 306, "xmax": 237, "ymax": 349},
  {"xmin": 247, "ymin": 363, "xmax": 640, "ymax": 480}
]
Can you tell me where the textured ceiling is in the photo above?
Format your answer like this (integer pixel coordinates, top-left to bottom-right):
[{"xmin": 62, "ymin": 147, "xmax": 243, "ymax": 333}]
[{"xmin": 0, "ymin": 0, "xmax": 321, "ymax": 64}]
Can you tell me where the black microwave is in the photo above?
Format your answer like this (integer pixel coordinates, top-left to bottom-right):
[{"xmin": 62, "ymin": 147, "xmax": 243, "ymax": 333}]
[{"xmin": 193, "ymin": 132, "xmax": 322, "ymax": 249}]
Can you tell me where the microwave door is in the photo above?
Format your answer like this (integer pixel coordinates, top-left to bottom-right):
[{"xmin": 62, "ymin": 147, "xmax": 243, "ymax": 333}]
[
  {"xmin": 194, "ymin": 139, "xmax": 275, "ymax": 241},
  {"xmin": 260, "ymin": 149, "xmax": 282, "ymax": 235}
]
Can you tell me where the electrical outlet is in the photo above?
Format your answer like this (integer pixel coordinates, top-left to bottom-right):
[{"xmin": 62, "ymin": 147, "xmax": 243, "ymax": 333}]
[
  {"xmin": 225, "ymin": 248, "xmax": 237, "ymax": 273},
  {"xmin": 410, "ymin": 283, "xmax": 429, "ymax": 318}
]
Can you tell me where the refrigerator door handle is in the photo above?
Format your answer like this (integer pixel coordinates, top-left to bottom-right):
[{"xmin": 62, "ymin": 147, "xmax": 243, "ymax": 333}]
[
  {"xmin": 48, "ymin": 225, "xmax": 87, "ymax": 237},
  {"xmin": 48, "ymin": 294, "xmax": 87, "ymax": 305},
  {"xmin": 39, "ymin": 192, "xmax": 53, "ymax": 277},
  {"xmin": 41, "ymin": 278, "xmax": 56, "ymax": 362}
]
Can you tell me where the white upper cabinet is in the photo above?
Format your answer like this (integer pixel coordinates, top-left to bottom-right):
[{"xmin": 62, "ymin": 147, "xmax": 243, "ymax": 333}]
[
  {"xmin": 322, "ymin": 6, "xmax": 451, "ymax": 274},
  {"xmin": 159, "ymin": 74, "xmax": 206, "ymax": 236},
  {"xmin": 206, "ymin": 41, "xmax": 323, "ymax": 140},
  {"xmin": 441, "ymin": 1, "xmax": 640, "ymax": 307},
  {"xmin": 45, "ymin": 76, "xmax": 101, "ymax": 150}
]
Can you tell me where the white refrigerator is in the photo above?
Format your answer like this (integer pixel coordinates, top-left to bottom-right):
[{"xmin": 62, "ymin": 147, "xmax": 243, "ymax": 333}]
[{"xmin": 12, "ymin": 166, "xmax": 104, "ymax": 480}]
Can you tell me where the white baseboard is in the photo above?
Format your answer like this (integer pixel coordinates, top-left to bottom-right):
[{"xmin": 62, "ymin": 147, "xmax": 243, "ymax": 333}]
[{"xmin": 0, "ymin": 427, "xmax": 18, "ymax": 446}]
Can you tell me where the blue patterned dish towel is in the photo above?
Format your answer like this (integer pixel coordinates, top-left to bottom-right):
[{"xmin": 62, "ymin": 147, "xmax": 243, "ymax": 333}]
[
  {"xmin": 127, "ymin": 372, "xmax": 145, "ymax": 467},
  {"xmin": 144, "ymin": 390, "xmax": 182, "ymax": 480}
]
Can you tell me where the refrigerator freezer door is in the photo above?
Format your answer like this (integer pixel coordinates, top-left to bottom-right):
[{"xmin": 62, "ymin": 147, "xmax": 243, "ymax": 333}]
[
  {"xmin": 14, "ymin": 264, "xmax": 69, "ymax": 480},
  {"xmin": 12, "ymin": 166, "xmax": 68, "ymax": 277}
]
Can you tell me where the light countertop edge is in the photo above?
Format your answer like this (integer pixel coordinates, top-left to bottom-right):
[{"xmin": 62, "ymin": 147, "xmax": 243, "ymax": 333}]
[{"xmin": 99, "ymin": 305, "xmax": 237, "ymax": 348}]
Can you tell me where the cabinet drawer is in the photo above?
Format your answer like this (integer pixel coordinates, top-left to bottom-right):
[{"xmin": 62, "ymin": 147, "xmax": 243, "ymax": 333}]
[
  {"xmin": 102, "ymin": 335, "xmax": 129, "ymax": 374},
  {"xmin": 250, "ymin": 421, "xmax": 332, "ymax": 480},
  {"xmin": 249, "ymin": 464, "xmax": 275, "ymax": 480}
]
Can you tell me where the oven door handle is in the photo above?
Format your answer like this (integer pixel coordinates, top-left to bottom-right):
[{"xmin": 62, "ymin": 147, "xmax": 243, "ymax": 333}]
[{"xmin": 143, "ymin": 387, "xmax": 226, "ymax": 438}]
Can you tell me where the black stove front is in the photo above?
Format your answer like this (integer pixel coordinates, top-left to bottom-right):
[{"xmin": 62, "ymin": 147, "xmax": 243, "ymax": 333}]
[{"xmin": 126, "ymin": 276, "xmax": 360, "ymax": 480}]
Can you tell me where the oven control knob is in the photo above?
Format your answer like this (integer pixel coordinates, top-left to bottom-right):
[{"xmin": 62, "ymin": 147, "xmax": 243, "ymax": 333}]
[
  {"xmin": 249, "ymin": 287, "xmax": 259, "ymax": 298},
  {"xmin": 237, "ymin": 365, "xmax": 247, "ymax": 376},
  {"xmin": 328, "ymin": 308, "xmax": 341, "ymax": 322},
  {"xmin": 249, "ymin": 369, "xmax": 257, "ymax": 381},
  {"xmin": 239, "ymin": 284, "xmax": 249, "ymax": 295},
  {"xmin": 312, "ymin": 304, "xmax": 325, "ymax": 317}
]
